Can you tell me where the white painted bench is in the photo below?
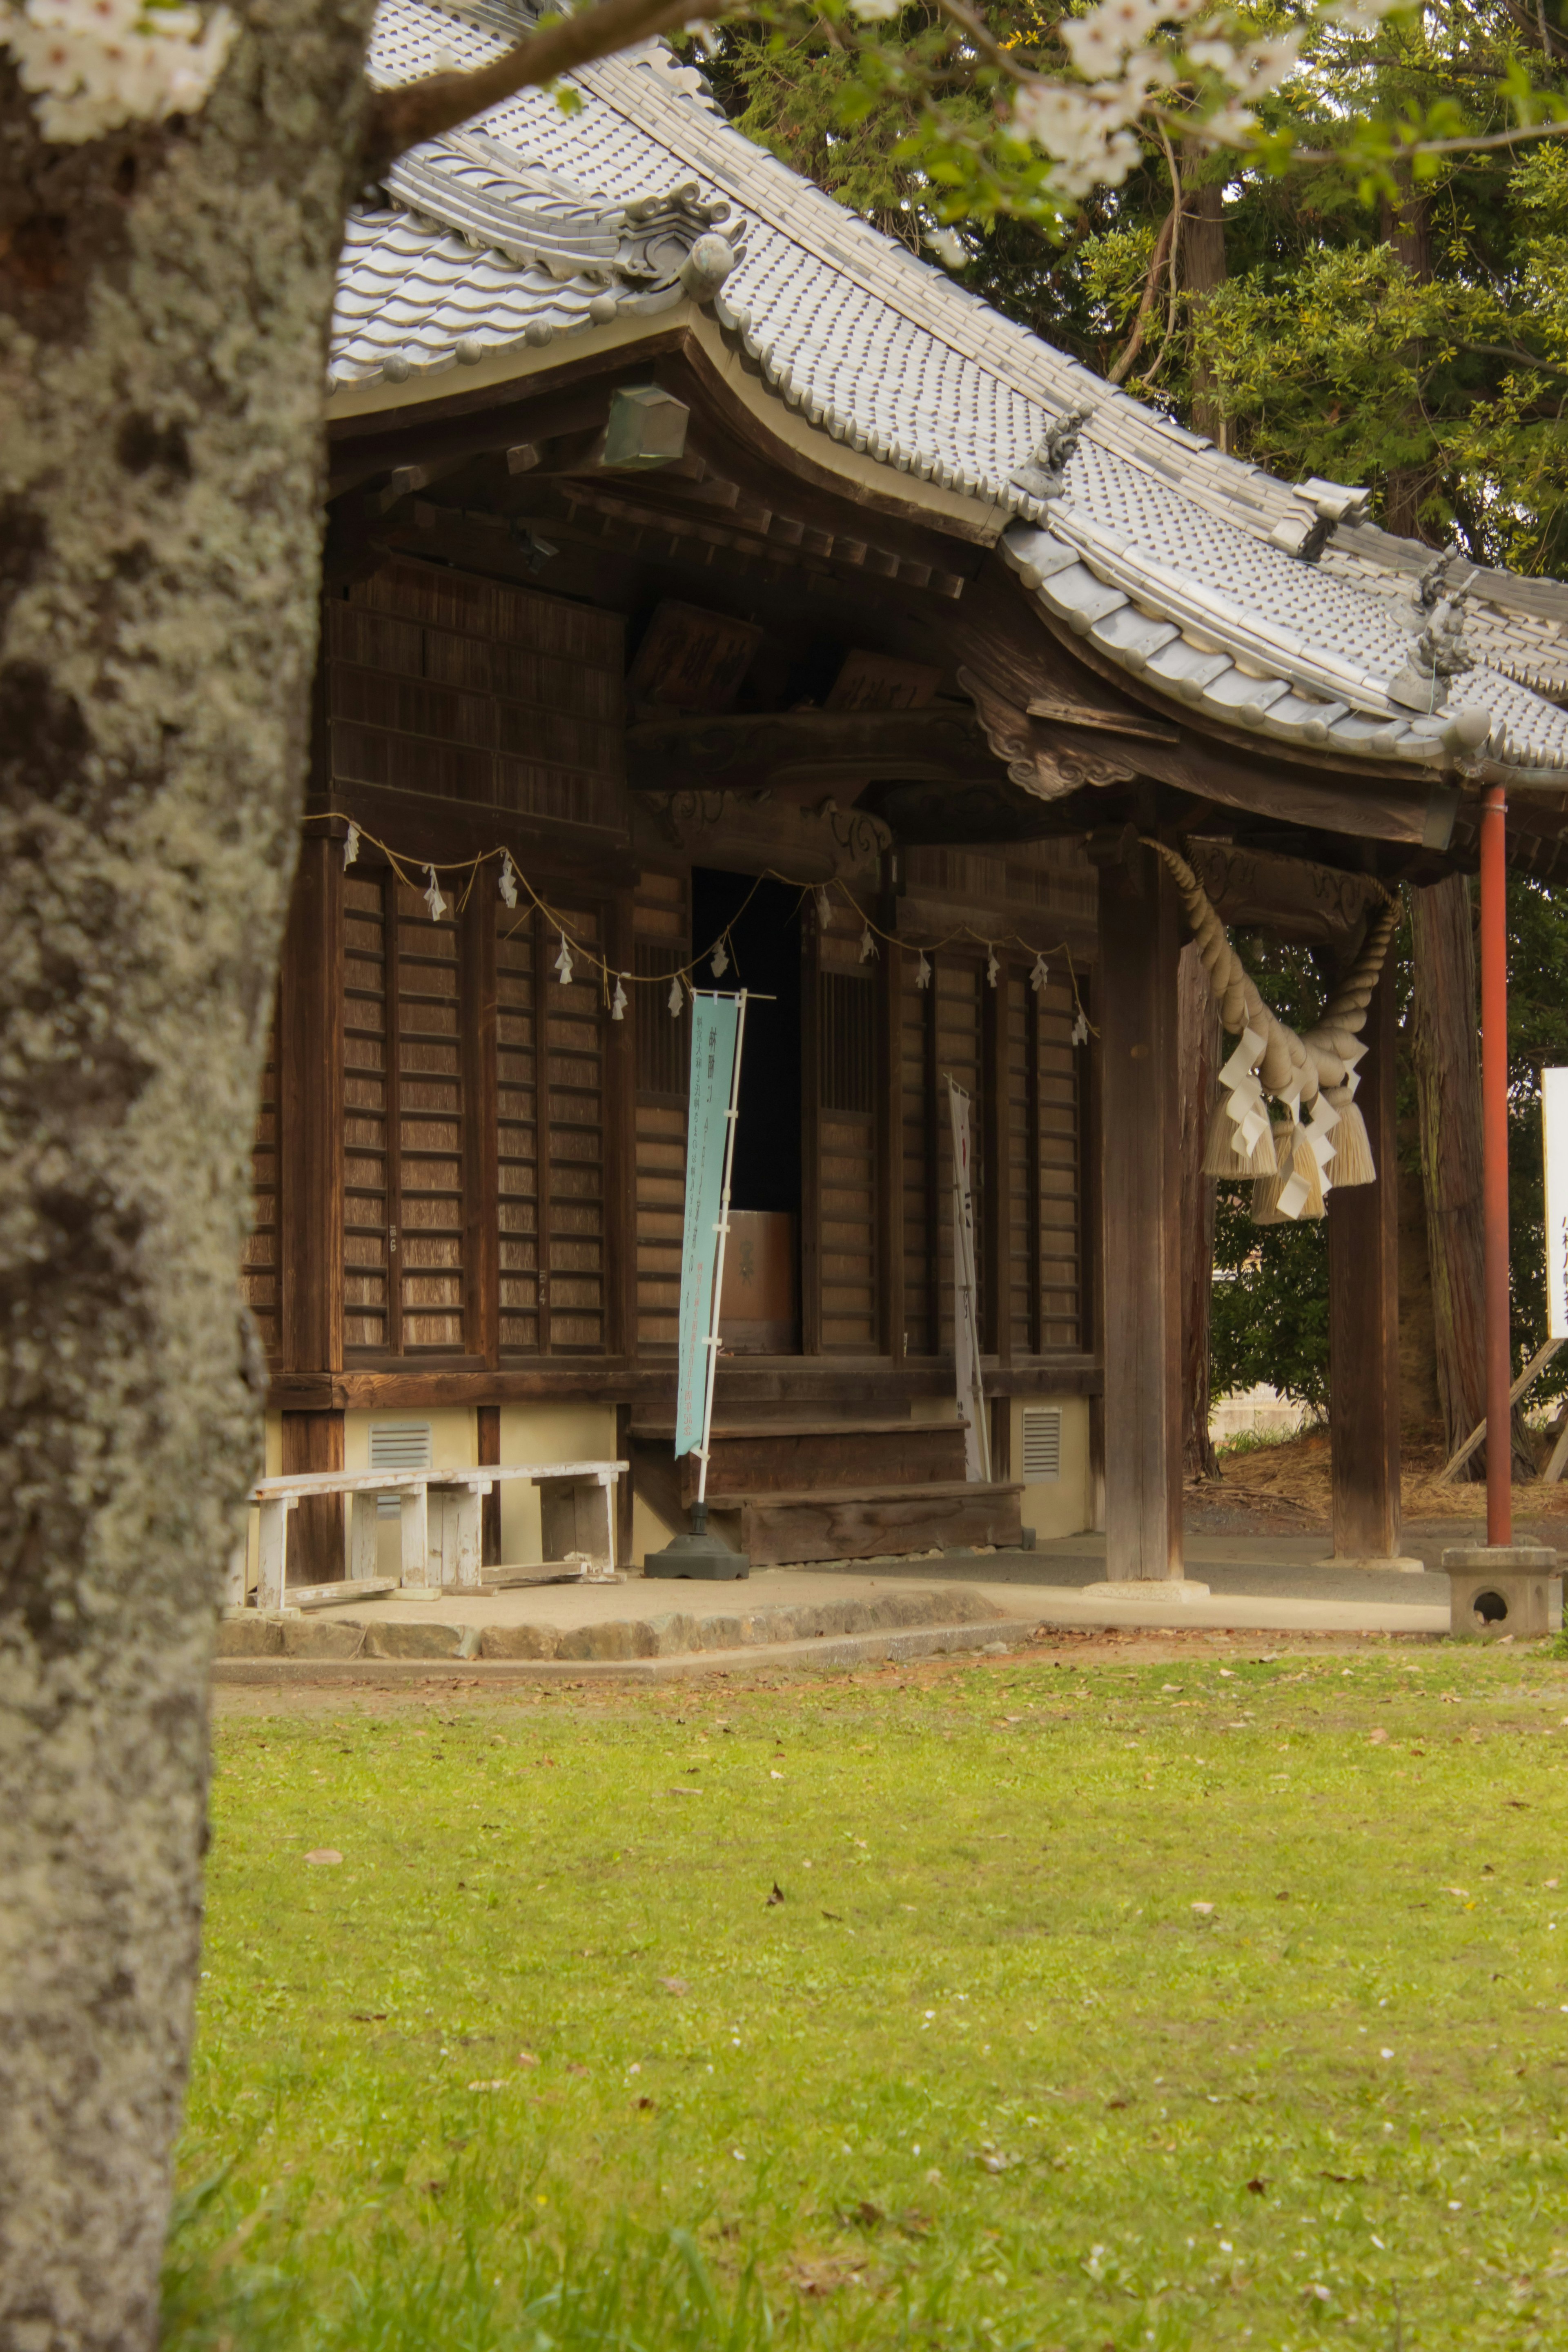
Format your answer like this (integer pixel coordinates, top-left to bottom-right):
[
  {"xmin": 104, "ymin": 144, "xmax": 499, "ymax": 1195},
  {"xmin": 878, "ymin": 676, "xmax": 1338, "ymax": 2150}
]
[{"xmin": 235, "ymin": 1461, "xmax": 626, "ymax": 1613}]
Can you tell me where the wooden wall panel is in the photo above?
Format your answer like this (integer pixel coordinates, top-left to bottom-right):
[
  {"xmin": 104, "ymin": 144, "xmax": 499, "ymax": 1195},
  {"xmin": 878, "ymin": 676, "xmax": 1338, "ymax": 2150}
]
[
  {"xmin": 241, "ymin": 1004, "xmax": 280, "ymax": 1356},
  {"xmin": 900, "ymin": 953, "xmax": 938, "ymax": 1356},
  {"xmin": 934, "ymin": 958, "xmax": 982, "ymax": 1356},
  {"xmin": 544, "ymin": 899, "xmax": 607, "ymax": 1354},
  {"xmin": 817, "ymin": 934, "xmax": 878, "ymax": 1352},
  {"xmin": 330, "ymin": 557, "xmax": 626, "ymax": 837},
  {"xmin": 495, "ymin": 903, "xmax": 540, "ymax": 1354},
  {"xmin": 341, "ymin": 873, "xmax": 389, "ymax": 1353},
  {"xmin": 393, "ymin": 880, "xmax": 465, "ymax": 1353},
  {"xmin": 633, "ymin": 872, "xmax": 688, "ymax": 1355},
  {"xmin": 1034, "ymin": 973, "xmax": 1084, "ymax": 1349},
  {"xmin": 1005, "ymin": 973, "xmax": 1032, "ymax": 1358}
]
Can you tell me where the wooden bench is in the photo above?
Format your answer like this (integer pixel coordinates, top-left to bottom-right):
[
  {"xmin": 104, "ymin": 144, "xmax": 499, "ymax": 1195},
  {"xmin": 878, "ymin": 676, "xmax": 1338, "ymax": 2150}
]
[{"xmin": 234, "ymin": 1461, "xmax": 626, "ymax": 1613}]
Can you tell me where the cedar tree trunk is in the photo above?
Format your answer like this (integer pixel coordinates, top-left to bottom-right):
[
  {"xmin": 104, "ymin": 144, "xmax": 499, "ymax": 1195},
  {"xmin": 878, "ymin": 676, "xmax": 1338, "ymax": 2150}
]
[
  {"xmin": 1408, "ymin": 874, "xmax": 1533, "ymax": 1478},
  {"xmin": 1381, "ymin": 174, "xmax": 1436, "ymax": 543},
  {"xmin": 1178, "ymin": 939, "xmax": 1219, "ymax": 1479},
  {"xmin": 0, "ymin": 12, "xmax": 372, "ymax": 2343},
  {"xmin": 1180, "ymin": 150, "xmax": 1227, "ymax": 448}
]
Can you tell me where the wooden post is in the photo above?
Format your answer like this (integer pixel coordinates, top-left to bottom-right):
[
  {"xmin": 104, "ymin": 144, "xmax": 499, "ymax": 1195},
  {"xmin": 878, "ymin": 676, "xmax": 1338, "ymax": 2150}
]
[
  {"xmin": 878, "ymin": 942, "xmax": 905, "ymax": 1363},
  {"xmin": 280, "ymin": 1409, "xmax": 345, "ymax": 1583},
  {"xmin": 1328, "ymin": 964, "xmax": 1402, "ymax": 1560},
  {"xmin": 981, "ymin": 965, "xmax": 1011, "ymax": 1369},
  {"xmin": 462, "ymin": 882, "xmax": 499, "ymax": 1369},
  {"xmin": 1096, "ymin": 844, "xmax": 1183, "ymax": 1580},
  {"xmin": 800, "ymin": 904, "xmax": 822, "ymax": 1356},
  {"xmin": 606, "ymin": 889, "xmax": 638, "ymax": 1363},
  {"xmin": 477, "ymin": 1400, "xmax": 502, "ymax": 1566},
  {"xmin": 279, "ymin": 832, "xmax": 344, "ymax": 1373}
]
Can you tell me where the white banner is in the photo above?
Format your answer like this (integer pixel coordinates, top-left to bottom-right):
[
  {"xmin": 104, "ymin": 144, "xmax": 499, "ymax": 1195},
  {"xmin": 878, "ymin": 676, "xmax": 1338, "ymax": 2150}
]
[
  {"xmin": 947, "ymin": 1077, "xmax": 992, "ymax": 1483},
  {"xmin": 1545, "ymin": 1066, "xmax": 1568, "ymax": 1339}
]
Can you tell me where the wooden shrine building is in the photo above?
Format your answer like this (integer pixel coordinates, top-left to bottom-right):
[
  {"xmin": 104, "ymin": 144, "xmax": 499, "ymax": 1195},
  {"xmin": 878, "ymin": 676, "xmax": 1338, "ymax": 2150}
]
[{"xmin": 249, "ymin": 0, "xmax": 1568, "ymax": 1584}]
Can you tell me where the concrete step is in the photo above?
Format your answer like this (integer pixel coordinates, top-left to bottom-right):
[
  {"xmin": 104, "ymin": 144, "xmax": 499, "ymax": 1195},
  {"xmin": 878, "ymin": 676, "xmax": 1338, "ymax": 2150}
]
[{"xmin": 212, "ymin": 1580, "xmax": 1009, "ymax": 1666}]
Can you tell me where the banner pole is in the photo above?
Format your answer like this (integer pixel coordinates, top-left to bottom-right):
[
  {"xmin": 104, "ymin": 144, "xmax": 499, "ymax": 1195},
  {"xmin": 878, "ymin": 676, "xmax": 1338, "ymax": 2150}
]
[{"xmin": 693, "ymin": 989, "xmax": 749, "ymax": 1531}]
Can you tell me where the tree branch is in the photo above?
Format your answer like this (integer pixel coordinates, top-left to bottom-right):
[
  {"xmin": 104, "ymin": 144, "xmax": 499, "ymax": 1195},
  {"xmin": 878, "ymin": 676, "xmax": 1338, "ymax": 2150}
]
[
  {"xmin": 360, "ymin": 0, "xmax": 728, "ymax": 176},
  {"xmin": 1107, "ymin": 205, "xmax": 1174, "ymax": 384}
]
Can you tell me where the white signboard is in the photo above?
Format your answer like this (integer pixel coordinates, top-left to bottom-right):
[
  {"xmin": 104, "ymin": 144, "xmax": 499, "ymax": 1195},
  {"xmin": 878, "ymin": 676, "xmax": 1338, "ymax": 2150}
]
[{"xmin": 1545, "ymin": 1066, "xmax": 1568, "ymax": 1339}]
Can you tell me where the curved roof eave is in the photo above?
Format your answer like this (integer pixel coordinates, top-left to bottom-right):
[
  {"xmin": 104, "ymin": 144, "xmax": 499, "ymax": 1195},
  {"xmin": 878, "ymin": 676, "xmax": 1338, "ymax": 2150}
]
[{"xmin": 341, "ymin": 0, "xmax": 1568, "ymax": 790}]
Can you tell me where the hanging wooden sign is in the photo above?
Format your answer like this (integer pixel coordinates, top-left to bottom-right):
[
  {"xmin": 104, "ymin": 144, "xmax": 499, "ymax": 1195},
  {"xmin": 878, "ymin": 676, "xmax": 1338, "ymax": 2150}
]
[{"xmin": 1544, "ymin": 1066, "xmax": 1568, "ymax": 1339}]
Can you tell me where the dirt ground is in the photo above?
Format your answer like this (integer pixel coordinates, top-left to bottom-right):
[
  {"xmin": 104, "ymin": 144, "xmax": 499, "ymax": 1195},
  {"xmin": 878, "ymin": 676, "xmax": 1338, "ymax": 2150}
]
[{"xmin": 1190, "ymin": 1425, "xmax": 1568, "ymax": 1533}]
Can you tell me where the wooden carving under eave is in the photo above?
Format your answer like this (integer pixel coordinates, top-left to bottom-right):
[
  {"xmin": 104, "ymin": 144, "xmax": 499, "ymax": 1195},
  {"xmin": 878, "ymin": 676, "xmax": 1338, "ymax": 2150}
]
[
  {"xmin": 625, "ymin": 706, "xmax": 1003, "ymax": 800},
  {"xmin": 627, "ymin": 600, "xmax": 764, "ymax": 714},
  {"xmin": 959, "ymin": 669, "xmax": 1140, "ymax": 804}
]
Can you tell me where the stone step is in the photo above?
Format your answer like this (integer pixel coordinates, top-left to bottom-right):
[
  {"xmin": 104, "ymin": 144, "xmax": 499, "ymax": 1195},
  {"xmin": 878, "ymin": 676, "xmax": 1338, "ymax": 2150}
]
[{"xmin": 213, "ymin": 1581, "xmax": 1007, "ymax": 1664}]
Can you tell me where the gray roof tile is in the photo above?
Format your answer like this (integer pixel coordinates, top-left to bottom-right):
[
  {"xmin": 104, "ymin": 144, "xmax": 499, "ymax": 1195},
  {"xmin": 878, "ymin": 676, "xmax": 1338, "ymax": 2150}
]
[{"xmin": 335, "ymin": 0, "xmax": 1568, "ymax": 780}]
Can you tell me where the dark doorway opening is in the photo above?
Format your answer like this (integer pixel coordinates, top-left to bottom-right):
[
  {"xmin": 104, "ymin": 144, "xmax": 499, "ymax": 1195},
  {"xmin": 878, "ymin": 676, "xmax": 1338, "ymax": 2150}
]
[
  {"xmin": 691, "ymin": 870, "xmax": 802, "ymax": 1212},
  {"xmin": 691, "ymin": 869, "xmax": 803, "ymax": 1353}
]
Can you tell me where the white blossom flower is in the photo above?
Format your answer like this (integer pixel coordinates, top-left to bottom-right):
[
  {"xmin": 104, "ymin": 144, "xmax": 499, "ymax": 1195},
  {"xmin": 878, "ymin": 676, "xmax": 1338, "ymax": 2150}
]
[
  {"xmin": 4, "ymin": 0, "xmax": 234, "ymax": 144},
  {"xmin": 925, "ymin": 225, "xmax": 966, "ymax": 267},
  {"xmin": 1232, "ymin": 32, "xmax": 1302, "ymax": 93},
  {"xmin": 846, "ymin": 0, "xmax": 902, "ymax": 19},
  {"xmin": 1184, "ymin": 36, "xmax": 1236, "ymax": 70}
]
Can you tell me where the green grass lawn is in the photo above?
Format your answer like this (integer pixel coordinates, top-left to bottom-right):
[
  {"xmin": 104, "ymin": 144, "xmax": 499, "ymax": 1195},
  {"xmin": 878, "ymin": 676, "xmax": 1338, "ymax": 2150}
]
[{"xmin": 170, "ymin": 1642, "xmax": 1568, "ymax": 2351}]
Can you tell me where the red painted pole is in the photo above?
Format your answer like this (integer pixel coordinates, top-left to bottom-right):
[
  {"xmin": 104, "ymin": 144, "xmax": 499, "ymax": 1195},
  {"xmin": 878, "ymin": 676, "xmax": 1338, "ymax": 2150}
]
[{"xmin": 1479, "ymin": 784, "xmax": 1512, "ymax": 1548}]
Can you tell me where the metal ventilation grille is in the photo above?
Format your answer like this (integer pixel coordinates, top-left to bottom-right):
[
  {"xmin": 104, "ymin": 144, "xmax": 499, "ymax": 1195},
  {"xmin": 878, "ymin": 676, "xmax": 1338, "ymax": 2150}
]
[
  {"xmin": 370, "ymin": 1420, "xmax": 432, "ymax": 1515},
  {"xmin": 1021, "ymin": 1405, "xmax": 1062, "ymax": 1483}
]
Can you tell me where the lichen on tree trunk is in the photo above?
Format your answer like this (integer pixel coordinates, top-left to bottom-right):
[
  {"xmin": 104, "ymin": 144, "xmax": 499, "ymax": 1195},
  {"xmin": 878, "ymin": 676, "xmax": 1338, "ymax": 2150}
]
[{"xmin": 0, "ymin": 11, "xmax": 373, "ymax": 2341}]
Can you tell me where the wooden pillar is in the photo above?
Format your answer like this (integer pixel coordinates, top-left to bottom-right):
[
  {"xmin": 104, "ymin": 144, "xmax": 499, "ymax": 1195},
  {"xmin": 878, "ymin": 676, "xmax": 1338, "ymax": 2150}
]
[
  {"xmin": 279, "ymin": 832, "xmax": 345, "ymax": 1373},
  {"xmin": 278, "ymin": 832, "xmax": 345, "ymax": 1584},
  {"xmin": 462, "ymin": 882, "xmax": 498, "ymax": 1370},
  {"xmin": 981, "ymin": 964, "xmax": 1011, "ymax": 1369},
  {"xmin": 878, "ymin": 942, "xmax": 905, "ymax": 1362},
  {"xmin": 800, "ymin": 904, "xmax": 822, "ymax": 1356},
  {"xmin": 281, "ymin": 1410, "xmax": 344, "ymax": 1584},
  {"xmin": 606, "ymin": 889, "xmax": 638, "ymax": 1364},
  {"xmin": 477, "ymin": 1402, "xmax": 502, "ymax": 1567},
  {"xmin": 1329, "ymin": 966, "xmax": 1401, "ymax": 1559},
  {"xmin": 1096, "ymin": 844, "xmax": 1183, "ymax": 1580}
]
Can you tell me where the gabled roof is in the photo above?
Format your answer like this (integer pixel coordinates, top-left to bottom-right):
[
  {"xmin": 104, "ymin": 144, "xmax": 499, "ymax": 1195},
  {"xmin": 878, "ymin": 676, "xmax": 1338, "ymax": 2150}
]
[{"xmin": 338, "ymin": 0, "xmax": 1568, "ymax": 787}]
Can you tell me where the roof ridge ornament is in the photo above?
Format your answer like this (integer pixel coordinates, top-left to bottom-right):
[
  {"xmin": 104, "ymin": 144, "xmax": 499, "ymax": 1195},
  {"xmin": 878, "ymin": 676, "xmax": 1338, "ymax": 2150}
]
[
  {"xmin": 1270, "ymin": 477, "xmax": 1370, "ymax": 564},
  {"xmin": 1009, "ymin": 406, "xmax": 1095, "ymax": 503},
  {"xmin": 1389, "ymin": 548, "xmax": 1477, "ymax": 711}
]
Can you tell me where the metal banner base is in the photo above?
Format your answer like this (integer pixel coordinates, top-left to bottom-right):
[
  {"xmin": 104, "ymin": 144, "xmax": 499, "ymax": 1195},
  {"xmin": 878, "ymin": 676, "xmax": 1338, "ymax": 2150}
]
[{"xmin": 644, "ymin": 1499, "xmax": 751, "ymax": 1581}]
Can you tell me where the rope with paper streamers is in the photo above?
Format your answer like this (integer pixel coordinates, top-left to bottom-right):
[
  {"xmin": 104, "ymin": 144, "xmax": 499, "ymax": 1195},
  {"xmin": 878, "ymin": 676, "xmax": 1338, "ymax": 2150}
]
[
  {"xmin": 1143, "ymin": 838, "xmax": 1400, "ymax": 1226},
  {"xmin": 316, "ymin": 813, "xmax": 1094, "ymax": 1040}
]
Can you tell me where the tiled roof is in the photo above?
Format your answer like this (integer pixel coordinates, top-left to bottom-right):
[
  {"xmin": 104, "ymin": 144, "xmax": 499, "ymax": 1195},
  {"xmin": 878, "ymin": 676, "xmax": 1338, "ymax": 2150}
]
[{"xmin": 338, "ymin": 0, "xmax": 1568, "ymax": 784}]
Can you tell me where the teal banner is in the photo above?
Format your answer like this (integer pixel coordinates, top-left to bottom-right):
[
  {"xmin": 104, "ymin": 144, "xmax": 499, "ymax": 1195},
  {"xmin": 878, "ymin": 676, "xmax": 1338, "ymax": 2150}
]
[{"xmin": 675, "ymin": 994, "xmax": 740, "ymax": 1458}]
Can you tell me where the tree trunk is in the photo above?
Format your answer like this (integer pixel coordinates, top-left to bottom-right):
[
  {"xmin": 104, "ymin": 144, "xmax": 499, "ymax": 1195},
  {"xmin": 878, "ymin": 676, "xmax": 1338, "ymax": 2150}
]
[
  {"xmin": 1180, "ymin": 154, "xmax": 1227, "ymax": 448},
  {"xmin": 1408, "ymin": 875, "xmax": 1534, "ymax": 1479},
  {"xmin": 0, "ymin": 16, "xmax": 372, "ymax": 2343},
  {"xmin": 1178, "ymin": 940, "xmax": 1220, "ymax": 1479},
  {"xmin": 1381, "ymin": 175, "xmax": 1437, "ymax": 542}
]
